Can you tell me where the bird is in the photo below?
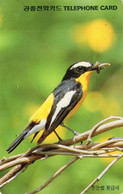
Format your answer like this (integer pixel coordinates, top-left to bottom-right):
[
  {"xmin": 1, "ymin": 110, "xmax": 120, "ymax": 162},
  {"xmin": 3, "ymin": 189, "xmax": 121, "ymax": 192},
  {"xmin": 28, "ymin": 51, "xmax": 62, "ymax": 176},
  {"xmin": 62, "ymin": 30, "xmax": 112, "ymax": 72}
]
[{"xmin": 6, "ymin": 61, "xmax": 110, "ymax": 153}]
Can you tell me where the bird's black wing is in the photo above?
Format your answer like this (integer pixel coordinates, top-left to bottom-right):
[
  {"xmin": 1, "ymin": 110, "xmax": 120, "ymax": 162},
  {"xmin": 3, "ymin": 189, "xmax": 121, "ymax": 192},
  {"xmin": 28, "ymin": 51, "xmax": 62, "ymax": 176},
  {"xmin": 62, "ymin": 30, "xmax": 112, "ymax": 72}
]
[{"xmin": 37, "ymin": 78, "xmax": 83, "ymax": 144}]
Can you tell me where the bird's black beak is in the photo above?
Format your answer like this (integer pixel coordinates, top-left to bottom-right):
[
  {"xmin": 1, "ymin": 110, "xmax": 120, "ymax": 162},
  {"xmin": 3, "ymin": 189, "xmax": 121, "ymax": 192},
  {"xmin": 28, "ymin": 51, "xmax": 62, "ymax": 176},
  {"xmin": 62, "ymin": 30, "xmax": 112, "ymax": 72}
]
[{"xmin": 91, "ymin": 61, "xmax": 111, "ymax": 74}]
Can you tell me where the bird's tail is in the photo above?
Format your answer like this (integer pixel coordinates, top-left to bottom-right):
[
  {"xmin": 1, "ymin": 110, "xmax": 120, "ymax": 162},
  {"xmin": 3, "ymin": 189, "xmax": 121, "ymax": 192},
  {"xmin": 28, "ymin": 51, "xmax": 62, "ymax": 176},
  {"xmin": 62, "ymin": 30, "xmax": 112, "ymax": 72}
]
[
  {"xmin": 6, "ymin": 131, "xmax": 27, "ymax": 153},
  {"xmin": 6, "ymin": 122, "xmax": 35, "ymax": 153}
]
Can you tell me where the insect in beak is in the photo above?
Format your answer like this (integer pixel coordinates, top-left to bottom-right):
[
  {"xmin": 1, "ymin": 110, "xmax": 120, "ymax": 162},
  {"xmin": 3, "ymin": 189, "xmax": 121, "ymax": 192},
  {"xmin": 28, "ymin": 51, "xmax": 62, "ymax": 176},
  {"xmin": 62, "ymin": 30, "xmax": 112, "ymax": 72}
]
[{"xmin": 93, "ymin": 61, "xmax": 111, "ymax": 74}]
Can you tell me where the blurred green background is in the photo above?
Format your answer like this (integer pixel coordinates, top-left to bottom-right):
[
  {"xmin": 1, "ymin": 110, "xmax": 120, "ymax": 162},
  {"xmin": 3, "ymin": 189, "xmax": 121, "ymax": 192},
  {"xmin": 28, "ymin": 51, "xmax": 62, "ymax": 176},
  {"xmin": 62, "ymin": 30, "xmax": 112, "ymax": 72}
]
[{"xmin": 0, "ymin": 0, "xmax": 123, "ymax": 193}]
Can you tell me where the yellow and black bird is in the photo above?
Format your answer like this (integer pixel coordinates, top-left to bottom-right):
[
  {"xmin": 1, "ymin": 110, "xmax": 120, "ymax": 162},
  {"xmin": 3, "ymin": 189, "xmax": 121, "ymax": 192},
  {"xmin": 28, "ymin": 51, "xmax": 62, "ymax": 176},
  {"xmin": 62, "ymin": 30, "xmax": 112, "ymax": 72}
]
[{"xmin": 7, "ymin": 61, "xmax": 110, "ymax": 153}]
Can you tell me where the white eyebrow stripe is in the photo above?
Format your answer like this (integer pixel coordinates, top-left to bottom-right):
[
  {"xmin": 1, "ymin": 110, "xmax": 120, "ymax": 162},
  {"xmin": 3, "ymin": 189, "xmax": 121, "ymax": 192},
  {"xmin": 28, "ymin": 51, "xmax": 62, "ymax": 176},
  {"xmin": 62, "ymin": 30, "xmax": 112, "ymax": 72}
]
[
  {"xmin": 70, "ymin": 62, "xmax": 91, "ymax": 70},
  {"xmin": 49, "ymin": 90, "xmax": 76, "ymax": 128}
]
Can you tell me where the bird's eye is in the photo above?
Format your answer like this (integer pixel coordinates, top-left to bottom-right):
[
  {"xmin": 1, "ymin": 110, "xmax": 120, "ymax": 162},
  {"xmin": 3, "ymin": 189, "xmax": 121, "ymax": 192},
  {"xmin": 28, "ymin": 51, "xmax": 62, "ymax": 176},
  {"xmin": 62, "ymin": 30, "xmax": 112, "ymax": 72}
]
[
  {"xmin": 77, "ymin": 66, "xmax": 87, "ymax": 72},
  {"xmin": 77, "ymin": 66, "xmax": 83, "ymax": 71}
]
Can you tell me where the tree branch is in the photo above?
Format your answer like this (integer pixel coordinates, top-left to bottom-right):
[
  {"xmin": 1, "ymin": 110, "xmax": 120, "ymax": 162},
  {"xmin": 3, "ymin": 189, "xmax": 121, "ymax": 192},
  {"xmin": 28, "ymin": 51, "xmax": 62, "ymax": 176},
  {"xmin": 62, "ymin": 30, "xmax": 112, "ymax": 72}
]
[{"xmin": 0, "ymin": 116, "xmax": 123, "ymax": 193}]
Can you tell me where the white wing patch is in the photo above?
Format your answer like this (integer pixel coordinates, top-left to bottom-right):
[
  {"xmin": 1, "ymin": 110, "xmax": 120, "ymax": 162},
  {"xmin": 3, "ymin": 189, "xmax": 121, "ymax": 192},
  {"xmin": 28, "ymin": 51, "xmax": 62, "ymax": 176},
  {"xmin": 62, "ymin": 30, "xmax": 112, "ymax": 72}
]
[
  {"xmin": 49, "ymin": 90, "xmax": 76, "ymax": 128},
  {"xmin": 24, "ymin": 119, "xmax": 46, "ymax": 138},
  {"xmin": 70, "ymin": 61, "xmax": 91, "ymax": 70}
]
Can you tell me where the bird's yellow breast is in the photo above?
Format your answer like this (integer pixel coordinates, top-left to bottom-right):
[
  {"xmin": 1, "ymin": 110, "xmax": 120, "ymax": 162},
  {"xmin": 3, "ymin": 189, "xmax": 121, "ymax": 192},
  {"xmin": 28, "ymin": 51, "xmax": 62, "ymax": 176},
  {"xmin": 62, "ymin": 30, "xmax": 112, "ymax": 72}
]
[
  {"xmin": 65, "ymin": 71, "xmax": 93, "ymax": 119},
  {"xmin": 29, "ymin": 93, "xmax": 54, "ymax": 123}
]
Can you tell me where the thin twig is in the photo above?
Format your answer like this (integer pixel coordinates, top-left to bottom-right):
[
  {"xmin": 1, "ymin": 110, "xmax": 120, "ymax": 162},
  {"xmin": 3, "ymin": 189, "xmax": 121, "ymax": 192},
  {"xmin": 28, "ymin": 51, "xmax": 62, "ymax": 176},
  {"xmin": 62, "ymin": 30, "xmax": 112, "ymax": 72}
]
[
  {"xmin": 0, "ymin": 155, "xmax": 39, "ymax": 172},
  {"xmin": 0, "ymin": 164, "xmax": 28, "ymax": 188},
  {"xmin": 27, "ymin": 157, "xmax": 79, "ymax": 194},
  {"xmin": 90, "ymin": 138, "xmax": 123, "ymax": 150},
  {"xmin": 80, "ymin": 153, "xmax": 123, "ymax": 194},
  {"xmin": 86, "ymin": 116, "xmax": 123, "ymax": 145},
  {"xmin": 86, "ymin": 116, "xmax": 122, "ymax": 145}
]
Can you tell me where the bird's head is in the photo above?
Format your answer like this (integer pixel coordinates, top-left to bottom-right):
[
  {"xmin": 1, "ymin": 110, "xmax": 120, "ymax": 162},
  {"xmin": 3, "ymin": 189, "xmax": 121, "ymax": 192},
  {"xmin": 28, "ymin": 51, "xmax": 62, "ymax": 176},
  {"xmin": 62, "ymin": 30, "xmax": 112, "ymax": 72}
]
[{"xmin": 62, "ymin": 61, "xmax": 110, "ymax": 81}]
